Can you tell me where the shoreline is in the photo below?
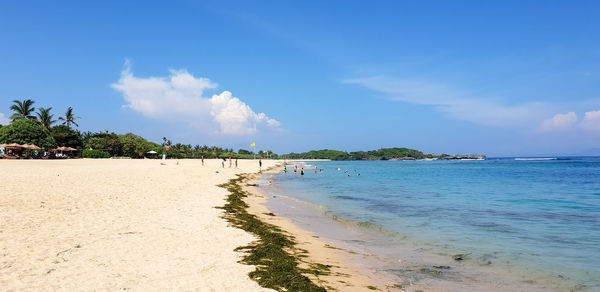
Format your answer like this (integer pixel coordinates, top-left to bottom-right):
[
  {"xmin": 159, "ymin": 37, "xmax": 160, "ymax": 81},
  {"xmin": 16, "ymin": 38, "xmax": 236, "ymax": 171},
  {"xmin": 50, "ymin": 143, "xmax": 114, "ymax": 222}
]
[
  {"xmin": 250, "ymin": 161, "xmax": 588, "ymax": 292},
  {"xmin": 235, "ymin": 165, "xmax": 404, "ymax": 291}
]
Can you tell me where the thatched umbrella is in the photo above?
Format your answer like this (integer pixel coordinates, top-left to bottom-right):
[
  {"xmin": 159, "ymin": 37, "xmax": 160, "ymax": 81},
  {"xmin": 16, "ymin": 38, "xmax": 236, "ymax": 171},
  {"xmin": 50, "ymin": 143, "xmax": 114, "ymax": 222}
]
[
  {"xmin": 23, "ymin": 144, "xmax": 42, "ymax": 150},
  {"xmin": 6, "ymin": 143, "xmax": 24, "ymax": 149}
]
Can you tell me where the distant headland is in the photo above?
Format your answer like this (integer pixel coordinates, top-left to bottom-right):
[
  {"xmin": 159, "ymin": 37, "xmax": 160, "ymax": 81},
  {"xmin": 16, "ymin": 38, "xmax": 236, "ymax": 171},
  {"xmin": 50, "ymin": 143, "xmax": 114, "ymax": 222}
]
[{"xmin": 281, "ymin": 148, "xmax": 486, "ymax": 161}]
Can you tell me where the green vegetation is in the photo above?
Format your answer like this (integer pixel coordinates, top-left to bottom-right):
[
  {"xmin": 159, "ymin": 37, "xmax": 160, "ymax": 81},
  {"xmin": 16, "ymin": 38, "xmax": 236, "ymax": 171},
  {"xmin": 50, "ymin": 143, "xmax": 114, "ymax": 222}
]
[
  {"xmin": 284, "ymin": 149, "xmax": 350, "ymax": 160},
  {"xmin": 82, "ymin": 149, "xmax": 111, "ymax": 158},
  {"xmin": 0, "ymin": 119, "xmax": 57, "ymax": 149},
  {"xmin": 282, "ymin": 148, "xmax": 485, "ymax": 160},
  {"xmin": 283, "ymin": 147, "xmax": 426, "ymax": 160},
  {"xmin": 36, "ymin": 107, "xmax": 57, "ymax": 128},
  {"xmin": 9, "ymin": 99, "xmax": 37, "ymax": 121},
  {"xmin": 218, "ymin": 175, "xmax": 329, "ymax": 292},
  {"xmin": 3, "ymin": 99, "xmax": 483, "ymax": 160},
  {"xmin": 58, "ymin": 106, "xmax": 80, "ymax": 127},
  {"xmin": 52, "ymin": 125, "xmax": 83, "ymax": 148}
]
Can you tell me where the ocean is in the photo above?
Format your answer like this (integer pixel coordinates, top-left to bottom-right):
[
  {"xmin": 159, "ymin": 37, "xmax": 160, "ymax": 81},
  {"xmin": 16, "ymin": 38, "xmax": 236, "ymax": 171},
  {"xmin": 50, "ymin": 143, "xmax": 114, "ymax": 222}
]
[{"xmin": 258, "ymin": 157, "xmax": 600, "ymax": 291}]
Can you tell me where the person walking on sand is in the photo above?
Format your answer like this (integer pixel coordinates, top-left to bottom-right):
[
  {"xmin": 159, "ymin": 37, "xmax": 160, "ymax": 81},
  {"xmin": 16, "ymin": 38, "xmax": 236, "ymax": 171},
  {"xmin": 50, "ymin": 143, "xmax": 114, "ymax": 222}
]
[
  {"xmin": 259, "ymin": 159, "xmax": 262, "ymax": 170},
  {"xmin": 235, "ymin": 158, "xmax": 238, "ymax": 168},
  {"xmin": 229, "ymin": 157, "xmax": 232, "ymax": 168},
  {"xmin": 201, "ymin": 155, "xmax": 204, "ymax": 166},
  {"xmin": 221, "ymin": 158, "xmax": 225, "ymax": 168}
]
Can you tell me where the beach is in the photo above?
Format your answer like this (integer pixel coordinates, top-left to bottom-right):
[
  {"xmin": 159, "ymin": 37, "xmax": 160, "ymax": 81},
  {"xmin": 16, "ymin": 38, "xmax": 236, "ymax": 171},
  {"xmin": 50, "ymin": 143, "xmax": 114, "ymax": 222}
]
[
  {"xmin": 0, "ymin": 159, "xmax": 280, "ymax": 291},
  {"xmin": 2, "ymin": 158, "xmax": 595, "ymax": 291},
  {"xmin": 0, "ymin": 158, "xmax": 386, "ymax": 291}
]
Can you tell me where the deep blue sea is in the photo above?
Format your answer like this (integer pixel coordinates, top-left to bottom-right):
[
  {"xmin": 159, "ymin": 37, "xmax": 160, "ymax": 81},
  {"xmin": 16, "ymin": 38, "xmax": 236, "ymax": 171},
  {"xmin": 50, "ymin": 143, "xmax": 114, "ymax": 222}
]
[{"xmin": 260, "ymin": 157, "xmax": 600, "ymax": 291}]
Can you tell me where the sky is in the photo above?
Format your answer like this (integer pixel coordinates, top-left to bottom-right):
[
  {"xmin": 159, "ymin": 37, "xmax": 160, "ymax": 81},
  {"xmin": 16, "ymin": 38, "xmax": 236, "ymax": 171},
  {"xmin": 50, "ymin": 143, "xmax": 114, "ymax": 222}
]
[{"xmin": 1, "ymin": 0, "xmax": 599, "ymax": 156}]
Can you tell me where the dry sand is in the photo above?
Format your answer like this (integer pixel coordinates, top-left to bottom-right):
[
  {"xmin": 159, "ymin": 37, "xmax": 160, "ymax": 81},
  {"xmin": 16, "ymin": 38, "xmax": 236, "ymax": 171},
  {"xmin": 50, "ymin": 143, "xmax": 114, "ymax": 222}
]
[{"xmin": 0, "ymin": 158, "xmax": 277, "ymax": 291}]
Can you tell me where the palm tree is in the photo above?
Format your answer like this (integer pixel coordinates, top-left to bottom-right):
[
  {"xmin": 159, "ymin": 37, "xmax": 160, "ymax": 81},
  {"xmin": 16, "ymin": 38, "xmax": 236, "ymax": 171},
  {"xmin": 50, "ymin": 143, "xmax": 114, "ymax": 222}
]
[
  {"xmin": 36, "ymin": 107, "xmax": 56, "ymax": 128},
  {"xmin": 59, "ymin": 107, "xmax": 80, "ymax": 127},
  {"xmin": 10, "ymin": 99, "xmax": 37, "ymax": 121}
]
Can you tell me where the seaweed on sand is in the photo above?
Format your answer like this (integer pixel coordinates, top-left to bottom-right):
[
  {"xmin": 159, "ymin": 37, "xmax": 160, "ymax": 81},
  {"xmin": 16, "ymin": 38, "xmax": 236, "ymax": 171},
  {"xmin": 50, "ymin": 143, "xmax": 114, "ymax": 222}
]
[{"xmin": 218, "ymin": 174, "xmax": 330, "ymax": 292}]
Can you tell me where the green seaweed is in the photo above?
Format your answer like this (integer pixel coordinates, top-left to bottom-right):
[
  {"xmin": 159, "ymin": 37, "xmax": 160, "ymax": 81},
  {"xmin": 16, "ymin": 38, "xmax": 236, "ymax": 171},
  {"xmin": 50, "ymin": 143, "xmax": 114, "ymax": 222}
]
[
  {"xmin": 217, "ymin": 174, "xmax": 329, "ymax": 292},
  {"xmin": 386, "ymin": 283, "xmax": 404, "ymax": 289}
]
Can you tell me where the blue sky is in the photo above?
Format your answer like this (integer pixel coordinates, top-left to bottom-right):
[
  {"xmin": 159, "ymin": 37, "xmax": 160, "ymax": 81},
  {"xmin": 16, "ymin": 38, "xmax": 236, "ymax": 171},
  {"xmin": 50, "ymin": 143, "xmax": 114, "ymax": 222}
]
[{"xmin": 1, "ymin": 0, "xmax": 599, "ymax": 156}]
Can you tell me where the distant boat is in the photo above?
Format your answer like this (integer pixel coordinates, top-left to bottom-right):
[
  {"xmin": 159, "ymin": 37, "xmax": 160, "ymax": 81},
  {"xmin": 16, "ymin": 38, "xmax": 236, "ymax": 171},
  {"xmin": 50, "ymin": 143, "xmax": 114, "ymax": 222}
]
[{"xmin": 514, "ymin": 158, "xmax": 557, "ymax": 161}]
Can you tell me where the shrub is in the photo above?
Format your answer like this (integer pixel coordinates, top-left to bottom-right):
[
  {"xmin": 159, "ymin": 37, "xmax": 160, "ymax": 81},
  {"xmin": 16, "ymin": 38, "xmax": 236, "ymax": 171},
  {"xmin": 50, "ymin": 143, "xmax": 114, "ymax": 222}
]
[
  {"xmin": 52, "ymin": 125, "xmax": 83, "ymax": 148},
  {"xmin": 0, "ymin": 119, "xmax": 56, "ymax": 149},
  {"xmin": 82, "ymin": 149, "xmax": 111, "ymax": 158}
]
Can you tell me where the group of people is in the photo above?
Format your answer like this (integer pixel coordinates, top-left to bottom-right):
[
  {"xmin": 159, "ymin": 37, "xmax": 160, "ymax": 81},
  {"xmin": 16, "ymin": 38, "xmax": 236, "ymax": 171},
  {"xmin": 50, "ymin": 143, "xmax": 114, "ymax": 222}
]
[
  {"xmin": 342, "ymin": 169, "xmax": 360, "ymax": 177},
  {"xmin": 219, "ymin": 157, "xmax": 239, "ymax": 168},
  {"xmin": 283, "ymin": 164, "xmax": 322, "ymax": 176},
  {"xmin": 198, "ymin": 156, "xmax": 266, "ymax": 170},
  {"xmin": 281, "ymin": 164, "xmax": 361, "ymax": 177}
]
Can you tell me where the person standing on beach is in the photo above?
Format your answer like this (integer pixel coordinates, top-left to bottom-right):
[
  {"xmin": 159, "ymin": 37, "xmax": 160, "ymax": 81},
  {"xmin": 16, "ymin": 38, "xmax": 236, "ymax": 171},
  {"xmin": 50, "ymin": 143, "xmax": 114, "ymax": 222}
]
[
  {"xmin": 221, "ymin": 158, "xmax": 225, "ymax": 168},
  {"xmin": 201, "ymin": 155, "xmax": 204, "ymax": 166},
  {"xmin": 229, "ymin": 157, "xmax": 232, "ymax": 168},
  {"xmin": 235, "ymin": 158, "xmax": 238, "ymax": 168},
  {"xmin": 259, "ymin": 159, "xmax": 262, "ymax": 170}
]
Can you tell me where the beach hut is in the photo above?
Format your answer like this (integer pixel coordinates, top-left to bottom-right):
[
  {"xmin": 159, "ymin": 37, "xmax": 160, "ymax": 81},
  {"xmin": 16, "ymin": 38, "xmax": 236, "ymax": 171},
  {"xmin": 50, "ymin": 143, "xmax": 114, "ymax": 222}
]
[
  {"xmin": 6, "ymin": 143, "xmax": 24, "ymax": 149},
  {"xmin": 52, "ymin": 146, "xmax": 76, "ymax": 158},
  {"xmin": 23, "ymin": 144, "xmax": 42, "ymax": 150},
  {"xmin": 21, "ymin": 144, "xmax": 43, "ymax": 158},
  {"xmin": 1, "ymin": 143, "xmax": 25, "ymax": 159}
]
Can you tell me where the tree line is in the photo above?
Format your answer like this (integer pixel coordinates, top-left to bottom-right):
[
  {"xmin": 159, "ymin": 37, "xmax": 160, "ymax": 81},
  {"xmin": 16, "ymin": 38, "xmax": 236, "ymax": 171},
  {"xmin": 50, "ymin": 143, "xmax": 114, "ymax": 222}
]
[
  {"xmin": 0, "ymin": 99, "xmax": 277, "ymax": 159},
  {"xmin": 281, "ymin": 148, "xmax": 436, "ymax": 160}
]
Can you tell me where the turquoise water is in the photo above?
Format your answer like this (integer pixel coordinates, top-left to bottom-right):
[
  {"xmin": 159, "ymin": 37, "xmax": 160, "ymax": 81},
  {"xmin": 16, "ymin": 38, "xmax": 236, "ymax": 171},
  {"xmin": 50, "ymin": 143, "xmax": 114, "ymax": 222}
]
[{"xmin": 262, "ymin": 157, "xmax": 600, "ymax": 291}]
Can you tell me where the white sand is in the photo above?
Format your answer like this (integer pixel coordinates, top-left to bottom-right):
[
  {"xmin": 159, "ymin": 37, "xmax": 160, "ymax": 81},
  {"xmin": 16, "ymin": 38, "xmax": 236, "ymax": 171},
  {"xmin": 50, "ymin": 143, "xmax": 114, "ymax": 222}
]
[{"xmin": 0, "ymin": 159, "xmax": 278, "ymax": 291}]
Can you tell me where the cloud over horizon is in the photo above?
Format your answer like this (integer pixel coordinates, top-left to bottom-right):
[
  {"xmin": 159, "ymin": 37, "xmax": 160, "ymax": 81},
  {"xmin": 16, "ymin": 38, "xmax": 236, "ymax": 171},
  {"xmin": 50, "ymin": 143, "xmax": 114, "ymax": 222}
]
[
  {"xmin": 345, "ymin": 76, "xmax": 554, "ymax": 128},
  {"xmin": 542, "ymin": 110, "xmax": 600, "ymax": 134},
  {"xmin": 111, "ymin": 64, "xmax": 280, "ymax": 136}
]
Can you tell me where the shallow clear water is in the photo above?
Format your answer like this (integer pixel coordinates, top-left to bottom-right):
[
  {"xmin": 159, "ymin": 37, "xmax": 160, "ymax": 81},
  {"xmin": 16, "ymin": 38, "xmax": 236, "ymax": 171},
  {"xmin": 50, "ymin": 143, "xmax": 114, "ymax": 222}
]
[{"xmin": 261, "ymin": 157, "xmax": 600, "ymax": 291}]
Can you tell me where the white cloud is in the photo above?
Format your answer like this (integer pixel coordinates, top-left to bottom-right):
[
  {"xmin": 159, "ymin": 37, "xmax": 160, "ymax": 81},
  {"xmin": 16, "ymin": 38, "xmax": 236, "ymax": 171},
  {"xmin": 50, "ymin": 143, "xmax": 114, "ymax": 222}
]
[
  {"xmin": 580, "ymin": 110, "xmax": 600, "ymax": 134},
  {"xmin": 0, "ymin": 113, "xmax": 10, "ymax": 125},
  {"xmin": 111, "ymin": 64, "xmax": 280, "ymax": 135},
  {"xmin": 540, "ymin": 112, "xmax": 578, "ymax": 132},
  {"xmin": 209, "ymin": 91, "xmax": 281, "ymax": 135},
  {"xmin": 539, "ymin": 110, "xmax": 600, "ymax": 134},
  {"xmin": 344, "ymin": 76, "xmax": 552, "ymax": 128}
]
